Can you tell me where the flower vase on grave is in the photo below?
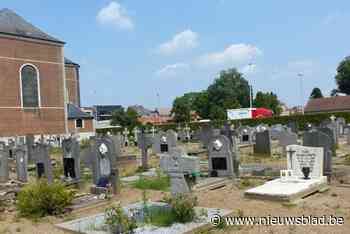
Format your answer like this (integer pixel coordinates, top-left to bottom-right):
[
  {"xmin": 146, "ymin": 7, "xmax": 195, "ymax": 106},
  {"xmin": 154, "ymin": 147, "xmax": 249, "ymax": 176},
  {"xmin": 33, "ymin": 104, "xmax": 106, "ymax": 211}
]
[{"xmin": 302, "ymin": 167, "xmax": 311, "ymax": 180}]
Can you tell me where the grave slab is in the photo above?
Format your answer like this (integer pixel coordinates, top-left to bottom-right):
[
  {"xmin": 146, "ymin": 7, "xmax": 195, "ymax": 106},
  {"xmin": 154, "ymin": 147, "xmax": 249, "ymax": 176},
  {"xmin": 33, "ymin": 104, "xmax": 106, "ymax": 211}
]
[{"xmin": 244, "ymin": 177, "xmax": 327, "ymax": 202}]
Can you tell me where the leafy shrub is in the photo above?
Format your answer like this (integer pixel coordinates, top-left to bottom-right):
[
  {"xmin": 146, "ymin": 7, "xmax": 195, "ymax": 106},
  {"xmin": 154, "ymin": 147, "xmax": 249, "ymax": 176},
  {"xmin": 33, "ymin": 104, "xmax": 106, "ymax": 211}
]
[
  {"xmin": 17, "ymin": 180, "xmax": 74, "ymax": 218},
  {"xmin": 164, "ymin": 194, "xmax": 198, "ymax": 223},
  {"xmin": 158, "ymin": 111, "xmax": 350, "ymax": 132},
  {"xmin": 105, "ymin": 205, "xmax": 137, "ymax": 234}
]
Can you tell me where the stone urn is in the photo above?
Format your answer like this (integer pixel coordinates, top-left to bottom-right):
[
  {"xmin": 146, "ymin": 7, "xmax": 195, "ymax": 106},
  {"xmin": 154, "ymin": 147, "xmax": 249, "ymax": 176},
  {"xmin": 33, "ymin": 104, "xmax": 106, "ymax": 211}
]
[{"xmin": 302, "ymin": 167, "xmax": 311, "ymax": 180}]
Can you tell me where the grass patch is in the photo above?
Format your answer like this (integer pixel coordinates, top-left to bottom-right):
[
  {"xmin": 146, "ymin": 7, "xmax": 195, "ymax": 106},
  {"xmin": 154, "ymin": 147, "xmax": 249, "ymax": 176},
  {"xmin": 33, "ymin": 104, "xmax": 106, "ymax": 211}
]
[
  {"xmin": 145, "ymin": 206, "xmax": 177, "ymax": 227},
  {"xmin": 131, "ymin": 175, "xmax": 170, "ymax": 191},
  {"xmin": 237, "ymin": 178, "xmax": 263, "ymax": 189},
  {"xmin": 50, "ymin": 147, "xmax": 63, "ymax": 155},
  {"xmin": 282, "ymin": 202, "xmax": 297, "ymax": 208}
]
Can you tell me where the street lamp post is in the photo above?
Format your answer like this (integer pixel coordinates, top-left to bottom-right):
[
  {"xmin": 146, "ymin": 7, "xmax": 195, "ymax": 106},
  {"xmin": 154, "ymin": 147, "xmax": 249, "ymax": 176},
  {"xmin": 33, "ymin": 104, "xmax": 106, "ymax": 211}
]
[{"xmin": 247, "ymin": 63, "xmax": 254, "ymax": 109}]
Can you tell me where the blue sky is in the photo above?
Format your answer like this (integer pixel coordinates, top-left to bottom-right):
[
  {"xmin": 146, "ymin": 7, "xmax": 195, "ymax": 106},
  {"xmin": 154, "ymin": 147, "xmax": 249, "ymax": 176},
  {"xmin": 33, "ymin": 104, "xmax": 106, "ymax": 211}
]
[{"xmin": 3, "ymin": 0, "xmax": 350, "ymax": 109}]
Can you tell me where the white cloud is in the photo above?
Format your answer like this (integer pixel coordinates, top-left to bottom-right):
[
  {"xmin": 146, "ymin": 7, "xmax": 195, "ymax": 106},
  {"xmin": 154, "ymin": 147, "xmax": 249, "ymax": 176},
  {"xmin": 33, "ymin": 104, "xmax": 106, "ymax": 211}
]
[
  {"xmin": 156, "ymin": 63, "xmax": 189, "ymax": 77},
  {"xmin": 158, "ymin": 30, "xmax": 199, "ymax": 55},
  {"xmin": 197, "ymin": 43, "xmax": 262, "ymax": 66},
  {"xmin": 241, "ymin": 63, "xmax": 257, "ymax": 75},
  {"xmin": 97, "ymin": 1, "xmax": 134, "ymax": 30}
]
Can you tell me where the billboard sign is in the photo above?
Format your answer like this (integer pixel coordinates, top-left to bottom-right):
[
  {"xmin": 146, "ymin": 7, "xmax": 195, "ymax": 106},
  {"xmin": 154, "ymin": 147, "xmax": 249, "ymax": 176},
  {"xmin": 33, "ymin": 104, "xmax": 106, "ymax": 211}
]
[{"xmin": 227, "ymin": 108, "xmax": 252, "ymax": 120}]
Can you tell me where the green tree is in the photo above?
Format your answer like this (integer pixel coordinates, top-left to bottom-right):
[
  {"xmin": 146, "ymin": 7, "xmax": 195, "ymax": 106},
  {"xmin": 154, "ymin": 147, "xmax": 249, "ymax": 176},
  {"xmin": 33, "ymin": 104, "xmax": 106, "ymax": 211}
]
[
  {"xmin": 253, "ymin": 91, "xmax": 282, "ymax": 115},
  {"xmin": 309, "ymin": 87, "xmax": 323, "ymax": 99},
  {"xmin": 111, "ymin": 107, "xmax": 140, "ymax": 129},
  {"xmin": 171, "ymin": 92, "xmax": 201, "ymax": 122},
  {"xmin": 205, "ymin": 68, "xmax": 250, "ymax": 119},
  {"xmin": 335, "ymin": 57, "xmax": 350, "ymax": 94}
]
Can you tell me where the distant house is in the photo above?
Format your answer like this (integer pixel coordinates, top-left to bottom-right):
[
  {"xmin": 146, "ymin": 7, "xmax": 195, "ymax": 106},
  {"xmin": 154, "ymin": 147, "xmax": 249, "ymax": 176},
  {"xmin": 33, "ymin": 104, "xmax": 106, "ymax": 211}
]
[
  {"xmin": 92, "ymin": 105, "xmax": 123, "ymax": 130},
  {"xmin": 138, "ymin": 107, "xmax": 174, "ymax": 125},
  {"xmin": 304, "ymin": 96, "xmax": 350, "ymax": 114},
  {"xmin": 67, "ymin": 104, "xmax": 94, "ymax": 139}
]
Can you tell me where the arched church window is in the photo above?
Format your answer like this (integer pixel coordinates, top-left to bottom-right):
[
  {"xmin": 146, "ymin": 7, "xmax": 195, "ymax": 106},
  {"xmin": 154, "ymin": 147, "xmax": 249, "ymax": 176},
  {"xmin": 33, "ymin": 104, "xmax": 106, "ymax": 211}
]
[{"xmin": 20, "ymin": 64, "xmax": 40, "ymax": 108}]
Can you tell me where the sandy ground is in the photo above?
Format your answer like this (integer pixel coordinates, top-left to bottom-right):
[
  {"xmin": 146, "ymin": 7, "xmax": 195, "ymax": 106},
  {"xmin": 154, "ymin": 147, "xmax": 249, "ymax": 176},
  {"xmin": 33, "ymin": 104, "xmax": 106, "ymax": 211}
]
[{"xmin": 1, "ymin": 141, "xmax": 350, "ymax": 234}]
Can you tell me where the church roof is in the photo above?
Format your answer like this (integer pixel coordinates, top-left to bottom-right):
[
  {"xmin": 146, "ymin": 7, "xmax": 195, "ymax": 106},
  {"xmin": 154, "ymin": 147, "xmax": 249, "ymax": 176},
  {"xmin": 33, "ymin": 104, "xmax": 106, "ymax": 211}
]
[
  {"xmin": 64, "ymin": 58, "xmax": 80, "ymax": 67},
  {"xmin": 0, "ymin": 8, "xmax": 64, "ymax": 44},
  {"xmin": 67, "ymin": 104, "xmax": 93, "ymax": 120}
]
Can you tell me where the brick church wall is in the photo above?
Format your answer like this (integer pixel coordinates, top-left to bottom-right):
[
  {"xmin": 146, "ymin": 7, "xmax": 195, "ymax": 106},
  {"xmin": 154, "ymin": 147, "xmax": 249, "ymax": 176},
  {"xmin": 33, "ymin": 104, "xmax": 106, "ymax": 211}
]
[{"xmin": 0, "ymin": 36, "xmax": 66, "ymax": 136}]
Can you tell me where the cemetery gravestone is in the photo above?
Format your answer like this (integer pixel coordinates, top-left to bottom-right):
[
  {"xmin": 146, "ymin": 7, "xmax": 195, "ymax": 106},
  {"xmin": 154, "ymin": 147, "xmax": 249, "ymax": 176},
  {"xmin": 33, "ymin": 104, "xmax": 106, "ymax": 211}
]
[
  {"xmin": 0, "ymin": 142, "xmax": 9, "ymax": 183},
  {"xmin": 286, "ymin": 145, "xmax": 324, "ymax": 179},
  {"xmin": 303, "ymin": 130, "xmax": 332, "ymax": 181},
  {"xmin": 91, "ymin": 136, "xmax": 118, "ymax": 194},
  {"xmin": 25, "ymin": 134, "xmax": 35, "ymax": 162},
  {"xmin": 161, "ymin": 148, "xmax": 191, "ymax": 196},
  {"xmin": 15, "ymin": 146, "xmax": 28, "ymax": 182},
  {"xmin": 208, "ymin": 135, "xmax": 237, "ymax": 177},
  {"xmin": 287, "ymin": 121, "xmax": 298, "ymax": 134},
  {"xmin": 138, "ymin": 130, "xmax": 153, "ymax": 169},
  {"xmin": 238, "ymin": 126, "xmax": 254, "ymax": 144},
  {"xmin": 279, "ymin": 131, "xmax": 298, "ymax": 154},
  {"xmin": 254, "ymin": 130, "xmax": 271, "ymax": 155},
  {"xmin": 33, "ymin": 143, "xmax": 53, "ymax": 183},
  {"xmin": 62, "ymin": 137, "xmax": 80, "ymax": 181}
]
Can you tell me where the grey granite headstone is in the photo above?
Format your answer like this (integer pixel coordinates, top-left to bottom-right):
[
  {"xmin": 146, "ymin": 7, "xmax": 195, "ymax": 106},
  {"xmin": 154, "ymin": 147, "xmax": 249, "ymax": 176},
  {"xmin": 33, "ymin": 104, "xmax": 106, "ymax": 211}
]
[
  {"xmin": 15, "ymin": 146, "xmax": 28, "ymax": 182},
  {"xmin": 0, "ymin": 142, "xmax": 9, "ymax": 183},
  {"xmin": 253, "ymin": 130, "xmax": 271, "ymax": 155},
  {"xmin": 62, "ymin": 137, "xmax": 80, "ymax": 181},
  {"xmin": 164, "ymin": 148, "xmax": 192, "ymax": 196},
  {"xmin": 287, "ymin": 121, "xmax": 298, "ymax": 133},
  {"xmin": 138, "ymin": 130, "xmax": 153, "ymax": 169},
  {"xmin": 33, "ymin": 143, "xmax": 53, "ymax": 183},
  {"xmin": 91, "ymin": 136, "xmax": 119, "ymax": 194},
  {"xmin": 303, "ymin": 130, "xmax": 333, "ymax": 181},
  {"xmin": 208, "ymin": 135, "xmax": 236, "ymax": 177},
  {"xmin": 26, "ymin": 134, "xmax": 35, "ymax": 162},
  {"xmin": 279, "ymin": 131, "xmax": 298, "ymax": 154},
  {"xmin": 237, "ymin": 126, "xmax": 254, "ymax": 144}
]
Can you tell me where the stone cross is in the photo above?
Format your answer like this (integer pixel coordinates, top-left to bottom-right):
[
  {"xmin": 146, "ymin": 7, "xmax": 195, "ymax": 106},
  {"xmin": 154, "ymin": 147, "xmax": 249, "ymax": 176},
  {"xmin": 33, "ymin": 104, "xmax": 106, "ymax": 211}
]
[
  {"xmin": 160, "ymin": 148, "xmax": 198, "ymax": 196},
  {"xmin": 133, "ymin": 127, "xmax": 140, "ymax": 145},
  {"xmin": 123, "ymin": 128, "xmax": 130, "ymax": 147},
  {"xmin": 184, "ymin": 124, "xmax": 191, "ymax": 140},
  {"xmin": 151, "ymin": 126, "xmax": 156, "ymax": 137}
]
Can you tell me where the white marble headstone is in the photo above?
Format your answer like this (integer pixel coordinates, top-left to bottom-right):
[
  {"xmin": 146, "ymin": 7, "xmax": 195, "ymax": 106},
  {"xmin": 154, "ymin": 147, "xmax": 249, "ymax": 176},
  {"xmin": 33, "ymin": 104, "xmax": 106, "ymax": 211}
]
[{"xmin": 286, "ymin": 145, "xmax": 323, "ymax": 179}]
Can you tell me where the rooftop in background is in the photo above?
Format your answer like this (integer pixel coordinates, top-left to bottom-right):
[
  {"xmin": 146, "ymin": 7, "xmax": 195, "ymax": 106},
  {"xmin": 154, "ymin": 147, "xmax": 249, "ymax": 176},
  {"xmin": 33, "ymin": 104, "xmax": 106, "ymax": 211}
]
[
  {"xmin": 67, "ymin": 104, "xmax": 93, "ymax": 120},
  {"xmin": 93, "ymin": 105, "xmax": 123, "ymax": 121},
  {"xmin": 304, "ymin": 96, "xmax": 350, "ymax": 114},
  {"xmin": 0, "ymin": 8, "xmax": 64, "ymax": 44},
  {"xmin": 64, "ymin": 57, "xmax": 80, "ymax": 67}
]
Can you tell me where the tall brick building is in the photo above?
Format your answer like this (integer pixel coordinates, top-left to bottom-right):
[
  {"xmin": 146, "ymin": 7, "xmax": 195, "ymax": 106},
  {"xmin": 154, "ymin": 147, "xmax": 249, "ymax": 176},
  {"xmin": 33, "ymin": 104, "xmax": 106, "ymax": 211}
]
[{"xmin": 0, "ymin": 8, "xmax": 93, "ymax": 138}]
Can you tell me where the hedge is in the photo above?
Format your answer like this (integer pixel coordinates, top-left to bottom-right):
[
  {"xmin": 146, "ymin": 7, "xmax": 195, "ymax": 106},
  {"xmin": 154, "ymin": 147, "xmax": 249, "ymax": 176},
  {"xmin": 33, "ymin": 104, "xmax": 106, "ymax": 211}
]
[{"xmin": 156, "ymin": 112, "xmax": 350, "ymax": 132}]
